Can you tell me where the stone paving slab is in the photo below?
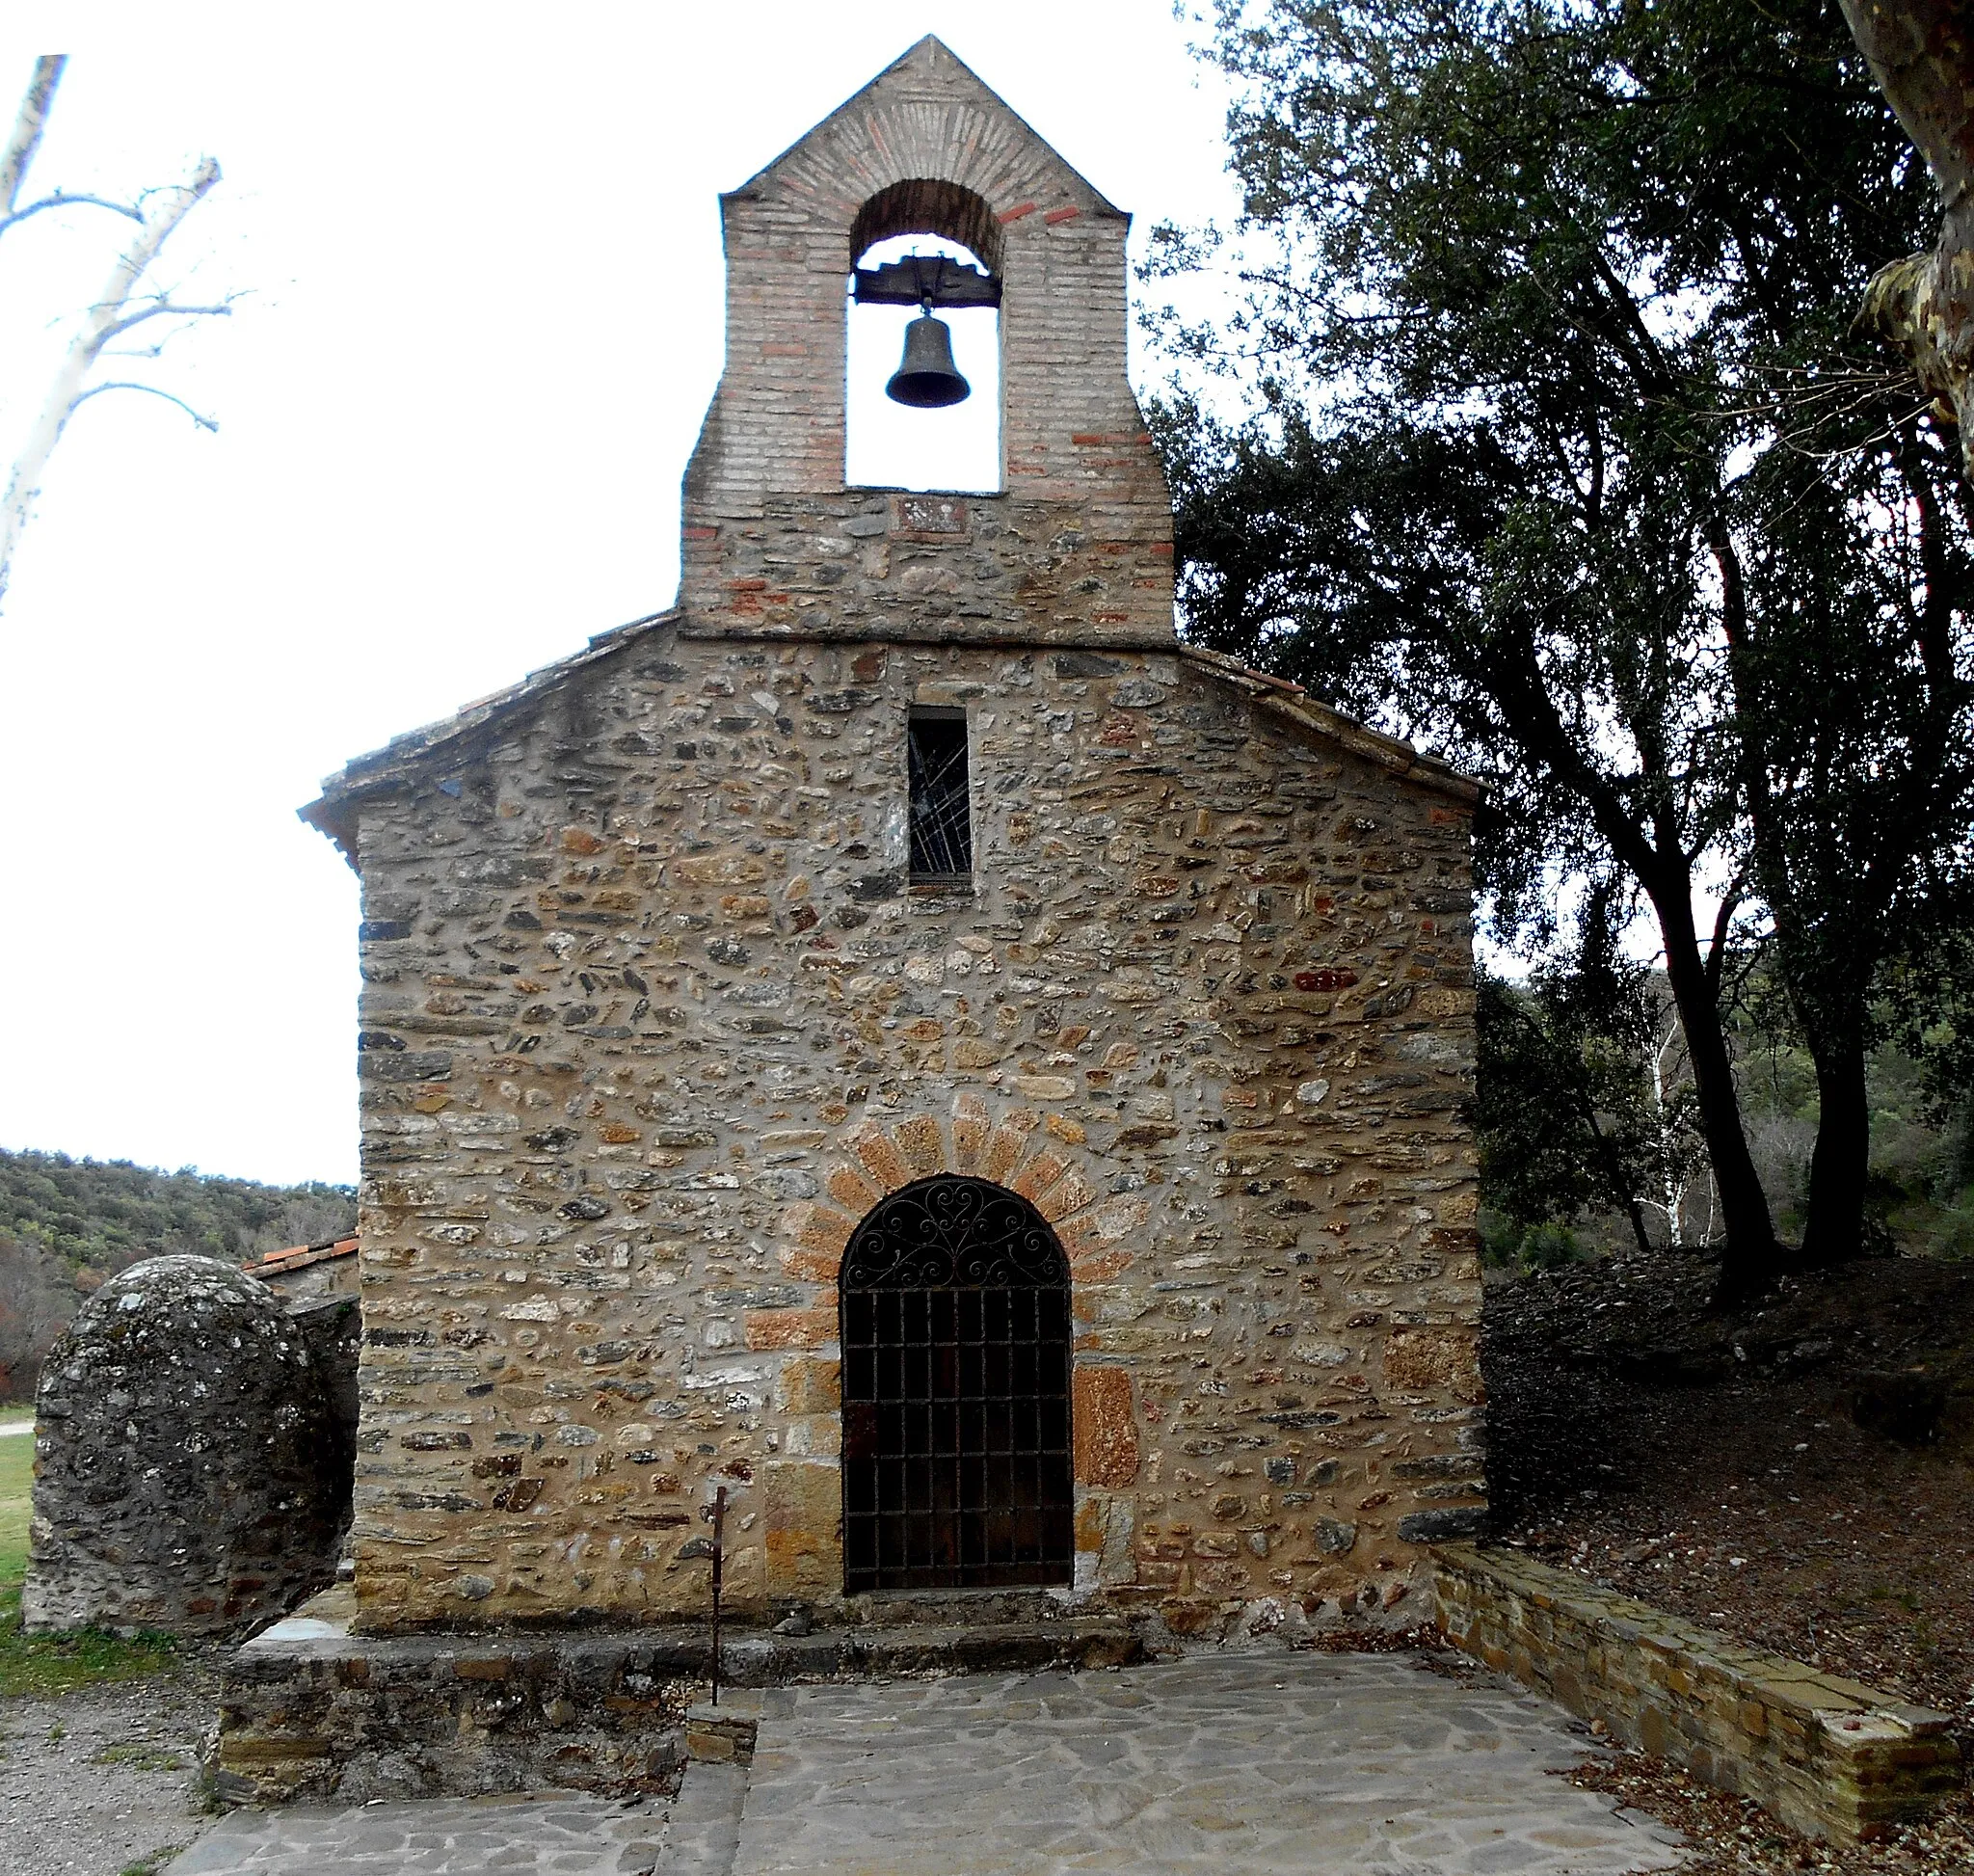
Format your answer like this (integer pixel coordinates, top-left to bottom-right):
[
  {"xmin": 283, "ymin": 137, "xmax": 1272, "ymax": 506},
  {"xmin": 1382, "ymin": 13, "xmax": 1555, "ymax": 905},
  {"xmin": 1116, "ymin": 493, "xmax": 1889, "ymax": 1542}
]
[
  {"xmin": 170, "ymin": 1790, "xmax": 674, "ymax": 1875},
  {"xmin": 732, "ymin": 1651, "xmax": 1689, "ymax": 1876},
  {"xmin": 670, "ymin": 1760, "xmax": 748, "ymax": 1875},
  {"xmin": 168, "ymin": 1649, "xmax": 1689, "ymax": 1875}
]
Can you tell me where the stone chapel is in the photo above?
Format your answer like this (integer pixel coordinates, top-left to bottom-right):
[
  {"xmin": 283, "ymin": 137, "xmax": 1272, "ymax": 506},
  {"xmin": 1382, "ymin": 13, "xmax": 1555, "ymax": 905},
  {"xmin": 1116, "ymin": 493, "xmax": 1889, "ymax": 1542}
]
[{"xmin": 303, "ymin": 36, "xmax": 1486, "ymax": 1640}]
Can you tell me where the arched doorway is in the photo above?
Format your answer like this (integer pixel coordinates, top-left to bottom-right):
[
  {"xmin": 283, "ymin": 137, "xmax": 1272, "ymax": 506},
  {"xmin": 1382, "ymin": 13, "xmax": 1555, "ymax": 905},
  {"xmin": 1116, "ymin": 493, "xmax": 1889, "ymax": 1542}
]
[{"xmin": 840, "ymin": 1175, "xmax": 1072, "ymax": 1591}]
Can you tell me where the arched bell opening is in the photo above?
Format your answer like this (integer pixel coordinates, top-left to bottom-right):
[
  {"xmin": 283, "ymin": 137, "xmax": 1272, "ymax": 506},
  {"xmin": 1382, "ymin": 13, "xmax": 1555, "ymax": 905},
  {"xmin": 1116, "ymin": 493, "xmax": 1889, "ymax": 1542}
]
[
  {"xmin": 850, "ymin": 179, "xmax": 1006, "ymax": 281},
  {"xmin": 839, "ymin": 1175, "xmax": 1073, "ymax": 1592},
  {"xmin": 844, "ymin": 178, "xmax": 1003, "ymax": 495}
]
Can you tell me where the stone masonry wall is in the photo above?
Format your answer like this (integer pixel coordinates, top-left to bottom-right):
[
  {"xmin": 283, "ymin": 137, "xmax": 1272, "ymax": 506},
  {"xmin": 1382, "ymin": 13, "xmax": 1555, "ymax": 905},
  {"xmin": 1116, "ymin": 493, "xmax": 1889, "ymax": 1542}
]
[
  {"xmin": 341, "ymin": 628, "xmax": 1481, "ymax": 1635},
  {"xmin": 25, "ymin": 1257, "xmax": 347, "ymax": 1637},
  {"xmin": 310, "ymin": 34, "xmax": 1482, "ymax": 1639}
]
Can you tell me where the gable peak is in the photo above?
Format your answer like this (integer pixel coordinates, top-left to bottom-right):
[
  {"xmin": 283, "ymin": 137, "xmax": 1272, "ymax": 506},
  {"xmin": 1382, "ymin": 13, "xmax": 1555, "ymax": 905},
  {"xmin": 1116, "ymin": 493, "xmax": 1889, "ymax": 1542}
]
[{"xmin": 736, "ymin": 34, "xmax": 1121, "ymax": 218}]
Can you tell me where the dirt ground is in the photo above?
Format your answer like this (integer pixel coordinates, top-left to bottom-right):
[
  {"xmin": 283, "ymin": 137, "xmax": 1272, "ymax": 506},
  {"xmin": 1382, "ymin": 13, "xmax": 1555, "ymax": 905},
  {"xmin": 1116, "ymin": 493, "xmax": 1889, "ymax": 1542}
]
[
  {"xmin": 0, "ymin": 1648, "xmax": 223, "ymax": 1876},
  {"xmin": 1483, "ymin": 1246, "xmax": 1974, "ymax": 1873}
]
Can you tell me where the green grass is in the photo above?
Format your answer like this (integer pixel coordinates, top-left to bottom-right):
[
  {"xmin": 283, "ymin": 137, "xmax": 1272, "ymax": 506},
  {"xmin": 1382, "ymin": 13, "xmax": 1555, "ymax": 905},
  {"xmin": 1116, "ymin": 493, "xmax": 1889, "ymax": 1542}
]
[
  {"xmin": 118, "ymin": 1848, "xmax": 186, "ymax": 1876},
  {"xmin": 0, "ymin": 1421, "xmax": 29, "ymax": 1587},
  {"xmin": 0, "ymin": 1414, "xmax": 184, "ymax": 1700},
  {"xmin": 93, "ymin": 1741, "xmax": 188, "ymax": 1772},
  {"xmin": 0, "ymin": 1583, "xmax": 179, "ymax": 1699}
]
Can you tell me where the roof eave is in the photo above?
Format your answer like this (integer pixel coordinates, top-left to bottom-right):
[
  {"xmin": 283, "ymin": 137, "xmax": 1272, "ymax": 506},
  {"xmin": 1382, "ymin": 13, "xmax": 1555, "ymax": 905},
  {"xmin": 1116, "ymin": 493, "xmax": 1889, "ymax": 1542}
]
[
  {"xmin": 299, "ymin": 608, "xmax": 681, "ymax": 871},
  {"xmin": 1176, "ymin": 643, "xmax": 1484, "ymax": 808}
]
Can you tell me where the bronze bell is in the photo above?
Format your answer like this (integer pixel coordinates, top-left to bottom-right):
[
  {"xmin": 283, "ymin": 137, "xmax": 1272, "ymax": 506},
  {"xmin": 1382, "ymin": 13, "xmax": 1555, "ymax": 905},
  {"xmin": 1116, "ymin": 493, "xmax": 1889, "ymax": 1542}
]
[{"xmin": 886, "ymin": 308, "xmax": 971, "ymax": 408}]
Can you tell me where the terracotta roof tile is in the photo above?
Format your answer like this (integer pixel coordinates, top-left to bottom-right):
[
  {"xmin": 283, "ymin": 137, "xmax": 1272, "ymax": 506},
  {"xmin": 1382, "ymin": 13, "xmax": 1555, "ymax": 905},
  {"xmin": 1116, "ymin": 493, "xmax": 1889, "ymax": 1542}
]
[{"xmin": 242, "ymin": 1236, "xmax": 358, "ymax": 1278}]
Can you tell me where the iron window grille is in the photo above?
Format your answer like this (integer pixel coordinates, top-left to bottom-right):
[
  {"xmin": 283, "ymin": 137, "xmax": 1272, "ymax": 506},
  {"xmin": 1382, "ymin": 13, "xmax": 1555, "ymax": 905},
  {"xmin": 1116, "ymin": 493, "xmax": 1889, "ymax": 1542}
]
[
  {"xmin": 840, "ymin": 1175, "xmax": 1074, "ymax": 1592},
  {"xmin": 907, "ymin": 709, "xmax": 972, "ymax": 883}
]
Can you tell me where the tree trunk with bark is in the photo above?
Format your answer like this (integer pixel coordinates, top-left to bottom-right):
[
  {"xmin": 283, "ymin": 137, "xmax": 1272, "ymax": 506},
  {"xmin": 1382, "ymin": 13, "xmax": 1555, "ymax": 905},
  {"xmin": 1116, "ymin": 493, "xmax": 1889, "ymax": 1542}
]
[
  {"xmin": 1801, "ymin": 1027, "xmax": 1874, "ymax": 1265},
  {"xmin": 1492, "ymin": 635, "xmax": 1783, "ymax": 1302},
  {"xmin": 1648, "ymin": 873, "xmax": 1781, "ymax": 1304},
  {"xmin": 1841, "ymin": 3, "xmax": 1974, "ymax": 474}
]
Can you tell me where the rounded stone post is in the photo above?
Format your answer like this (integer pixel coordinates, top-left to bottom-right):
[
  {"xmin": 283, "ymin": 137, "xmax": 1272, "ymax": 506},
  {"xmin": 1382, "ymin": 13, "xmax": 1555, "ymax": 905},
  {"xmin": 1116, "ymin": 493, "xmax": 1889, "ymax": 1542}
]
[{"xmin": 24, "ymin": 1254, "xmax": 348, "ymax": 1637}]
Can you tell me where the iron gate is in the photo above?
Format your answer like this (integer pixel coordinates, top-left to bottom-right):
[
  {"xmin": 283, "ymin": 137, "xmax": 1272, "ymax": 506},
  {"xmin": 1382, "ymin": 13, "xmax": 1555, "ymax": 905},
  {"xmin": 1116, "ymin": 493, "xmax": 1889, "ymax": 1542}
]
[{"xmin": 839, "ymin": 1174, "xmax": 1073, "ymax": 1591}]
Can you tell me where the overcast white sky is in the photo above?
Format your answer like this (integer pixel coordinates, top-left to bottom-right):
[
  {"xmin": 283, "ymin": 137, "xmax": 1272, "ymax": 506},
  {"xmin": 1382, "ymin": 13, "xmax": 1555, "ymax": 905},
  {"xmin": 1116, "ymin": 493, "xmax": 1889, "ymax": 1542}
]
[{"xmin": 0, "ymin": 3, "xmax": 1240, "ymax": 1188}]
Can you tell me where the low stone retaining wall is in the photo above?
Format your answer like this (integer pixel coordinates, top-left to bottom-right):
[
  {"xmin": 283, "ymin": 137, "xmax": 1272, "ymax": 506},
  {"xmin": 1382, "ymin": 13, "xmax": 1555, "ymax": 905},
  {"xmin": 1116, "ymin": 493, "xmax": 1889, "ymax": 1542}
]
[
  {"xmin": 1430, "ymin": 1542, "xmax": 1961, "ymax": 1843},
  {"xmin": 214, "ymin": 1590, "xmax": 1141, "ymax": 1805}
]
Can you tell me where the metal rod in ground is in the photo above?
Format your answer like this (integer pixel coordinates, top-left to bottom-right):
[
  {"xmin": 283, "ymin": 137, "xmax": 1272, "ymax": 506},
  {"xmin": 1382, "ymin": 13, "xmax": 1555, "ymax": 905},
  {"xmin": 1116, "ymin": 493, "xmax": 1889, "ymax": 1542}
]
[{"xmin": 711, "ymin": 1484, "xmax": 727, "ymax": 1707}]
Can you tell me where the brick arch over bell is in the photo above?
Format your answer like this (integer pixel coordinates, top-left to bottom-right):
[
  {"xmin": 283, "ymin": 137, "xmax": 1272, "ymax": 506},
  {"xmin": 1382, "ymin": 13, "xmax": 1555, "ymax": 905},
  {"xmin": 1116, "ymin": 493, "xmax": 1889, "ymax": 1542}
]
[
  {"xmin": 682, "ymin": 36, "xmax": 1161, "ymax": 535},
  {"xmin": 850, "ymin": 178, "xmax": 1004, "ymax": 276}
]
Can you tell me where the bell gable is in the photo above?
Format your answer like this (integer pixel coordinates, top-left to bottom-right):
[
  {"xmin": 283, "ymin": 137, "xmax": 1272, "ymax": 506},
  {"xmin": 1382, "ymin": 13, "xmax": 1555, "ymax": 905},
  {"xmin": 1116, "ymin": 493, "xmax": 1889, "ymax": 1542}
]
[{"xmin": 679, "ymin": 36, "xmax": 1173, "ymax": 644}]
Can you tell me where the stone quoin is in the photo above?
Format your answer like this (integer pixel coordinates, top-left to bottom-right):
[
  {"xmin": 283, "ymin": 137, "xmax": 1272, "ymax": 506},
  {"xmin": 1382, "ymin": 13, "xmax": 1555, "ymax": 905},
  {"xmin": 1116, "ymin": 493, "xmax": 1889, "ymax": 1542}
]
[{"xmin": 300, "ymin": 35, "xmax": 1485, "ymax": 1640}]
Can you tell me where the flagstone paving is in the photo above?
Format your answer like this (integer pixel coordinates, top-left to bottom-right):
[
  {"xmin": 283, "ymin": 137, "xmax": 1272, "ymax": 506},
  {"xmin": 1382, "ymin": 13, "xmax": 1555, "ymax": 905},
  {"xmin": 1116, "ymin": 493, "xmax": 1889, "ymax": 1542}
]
[
  {"xmin": 168, "ymin": 1763, "xmax": 748, "ymax": 1876},
  {"xmin": 170, "ymin": 1648, "xmax": 1690, "ymax": 1874},
  {"xmin": 732, "ymin": 1651, "xmax": 1688, "ymax": 1876}
]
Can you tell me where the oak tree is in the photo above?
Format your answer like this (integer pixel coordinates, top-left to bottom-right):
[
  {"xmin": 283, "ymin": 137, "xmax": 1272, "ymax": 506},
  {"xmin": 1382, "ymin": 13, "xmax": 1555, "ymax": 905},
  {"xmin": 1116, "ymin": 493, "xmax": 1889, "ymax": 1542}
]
[{"xmin": 1157, "ymin": 0, "xmax": 1974, "ymax": 1301}]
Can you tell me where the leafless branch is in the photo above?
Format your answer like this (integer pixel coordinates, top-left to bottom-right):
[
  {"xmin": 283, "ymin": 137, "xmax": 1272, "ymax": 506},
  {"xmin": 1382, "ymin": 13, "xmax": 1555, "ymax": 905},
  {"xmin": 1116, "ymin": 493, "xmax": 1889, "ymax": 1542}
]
[
  {"xmin": 68, "ymin": 382, "xmax": 217, "ymax": 431},
  {"xmin": 0, "ymin": 190, "xmax": 145, "ymax": 237},
  {"xmin": 94, "ymin": 296, "xmax": 240, "ymax": 343},
  {"xmin": 0, "ymin": 124, "xmax": 227, "ymax": 611},
  {"xmin": 1, "ymin": 58, "xmax": 152, "ymax": 240}
]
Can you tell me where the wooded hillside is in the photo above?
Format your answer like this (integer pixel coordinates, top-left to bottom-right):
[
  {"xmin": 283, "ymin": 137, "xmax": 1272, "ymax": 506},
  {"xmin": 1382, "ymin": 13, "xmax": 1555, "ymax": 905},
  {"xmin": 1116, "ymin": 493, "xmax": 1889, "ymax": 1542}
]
[{"xmin": 0, "ymin": 1149, "xmax": 355, "ymax": 1400}]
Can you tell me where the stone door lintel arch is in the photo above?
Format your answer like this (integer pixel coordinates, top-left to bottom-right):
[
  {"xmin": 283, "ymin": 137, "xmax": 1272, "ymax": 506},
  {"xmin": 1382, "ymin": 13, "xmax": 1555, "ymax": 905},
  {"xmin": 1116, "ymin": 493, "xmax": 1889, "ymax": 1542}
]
[
  {"xmin": 779, "ymin": 1093, "xmax": 1119, "ymax": 1285},
  {"xmin": 773, "ymin": 1091, "xmax": 1141, "ymax": 1497}
]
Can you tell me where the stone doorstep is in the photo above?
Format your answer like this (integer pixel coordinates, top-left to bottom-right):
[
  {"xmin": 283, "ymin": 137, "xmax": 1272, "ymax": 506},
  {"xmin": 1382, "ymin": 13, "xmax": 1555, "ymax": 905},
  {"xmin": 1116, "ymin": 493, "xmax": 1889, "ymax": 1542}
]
[
  {"xmin": 836, "ymin": 1585, "xmax": 1095, "ymax": 1627},
  {"xmin": 1430, "ymin": 1542, "xmax": 1961, "ymax": 1844},
  {"xmin": 685, "ymin": 1697, "xmax": 760, "ymax": 1765},
  {"xmin": 235, "ymin": 1595, "xmax": 1145, "ymax": 1685}
]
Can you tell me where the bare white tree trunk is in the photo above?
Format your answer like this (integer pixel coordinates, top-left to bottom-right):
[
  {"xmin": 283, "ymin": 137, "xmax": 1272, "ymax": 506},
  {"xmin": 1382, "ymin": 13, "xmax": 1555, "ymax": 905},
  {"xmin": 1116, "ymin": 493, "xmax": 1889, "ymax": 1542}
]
[
  {"xmin": 1630, "ymin": 1007, "xmax": 1695, "ymax": 1250},
  {"xmin": 0, "ymin": 56, "xmax": 64, "ymax": 217},
  {"xmin": 3, "ymin": 54, "xmax": 143, "ymax": 241},
  {"xmin": 0, "ymin": 57, "xmax": 229, "ymax": 612},
  {"xmin": 1652, "ymin": 1014, "xmax": 1690, "ymax": 1247}
]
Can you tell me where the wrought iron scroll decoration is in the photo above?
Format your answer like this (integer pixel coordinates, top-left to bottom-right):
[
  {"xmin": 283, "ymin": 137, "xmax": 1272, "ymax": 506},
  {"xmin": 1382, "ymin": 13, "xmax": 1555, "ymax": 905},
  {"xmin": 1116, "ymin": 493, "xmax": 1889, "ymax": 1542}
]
[
  {"xmin": 840, "ymin": 1176, "xmax": 1068, "ymax": 1292},
  {"xmin": 839, "ymin": 1173, "xmax": 1074, "ymax": 1591}
]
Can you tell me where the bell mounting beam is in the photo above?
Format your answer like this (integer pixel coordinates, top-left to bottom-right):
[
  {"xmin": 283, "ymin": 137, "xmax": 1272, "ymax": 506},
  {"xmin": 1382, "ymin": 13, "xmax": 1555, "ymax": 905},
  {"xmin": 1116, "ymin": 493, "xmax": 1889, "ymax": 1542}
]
[{"xmin": 853, "ymin": 255, "xmax": 1000, "ymax": 308}]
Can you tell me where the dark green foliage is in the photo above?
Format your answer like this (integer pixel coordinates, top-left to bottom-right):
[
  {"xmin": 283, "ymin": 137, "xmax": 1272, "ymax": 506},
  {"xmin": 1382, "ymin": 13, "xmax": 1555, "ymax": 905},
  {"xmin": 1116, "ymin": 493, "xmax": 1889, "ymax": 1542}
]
[
  {"xmin": 1878, "ymin": 918, "xmax": 1974, "ymax": 1120},
  {"xmin": 0, "ymin": 1148, "xmax": 352, "ymax": 1269},
  {"xmin": 1731, "ymin": 991, "xmax": 1974, "ymax": 1255},
  {"xmin": 1473, "ymin": 934, "xmax": 1974, "ymax": 1260},
  {"xmin": 1475, "ymin": 889, "xmax": 1697, "ymax": 1255},
  {"xmin": 1479, "ymin": 1217, "xmax": 1576, "ymax": 1272},
  {"xmin": 1517, "ymin": 1221, "xmax": 1586, "ymax": 1273},
  {"xmin": 1158, "ymin": 0, "xmax": 1974, "ymax": 1294},
  {"xmin": 0, "ymin": 1149, "xmax": 354, "ymax": 1400}
]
